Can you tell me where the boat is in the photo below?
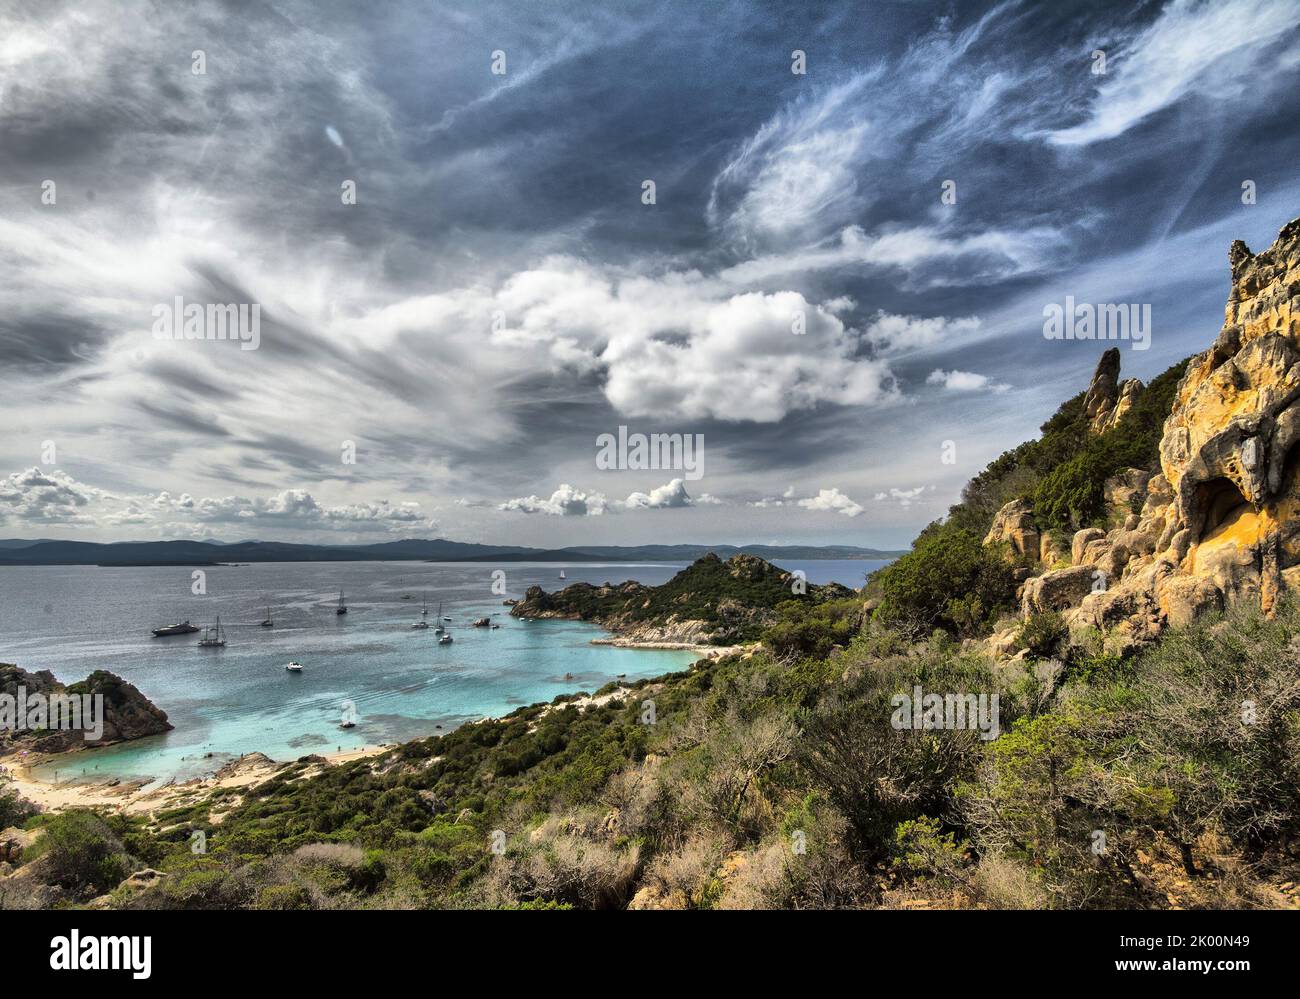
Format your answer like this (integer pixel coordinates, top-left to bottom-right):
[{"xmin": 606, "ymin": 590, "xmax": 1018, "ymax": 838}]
[
  {"xmin": 197, "ymin": 617, "xmax": 226, "ymax": 648},
  {"xmin": 434, "ymin": 602, "xmax": 445, "ymax": 634},
  {"xmin": 285, "ymin": 661, "xmax": 303, "ymax": 672},
  {"xmin": 559, "ymin": 569, "xmax": 566, "ymax": 580},
  {"xmin": 152, "ymin": 620, "xmax": 200, "ymax": 637},
  {"xmin": 438, "ymin": 632, "xmax": 453, "ymax": 645},
  {"xmin": 340, "ymin": 719, "xmax": 356, "ymax": 729},
  {"xmin": 260, "ymin": 606, "xmax": 274, "ymax": 627},
  {"xmin": 411, "ymin": 620, "xmax": 429, "ymax": 630},
  {"xmin": 336, "ymin": 590, "xmax": 348, "ymax": 615},
  {"xmin": 421, "ymin": 592, "xmax": 429, "ymax": 616}
]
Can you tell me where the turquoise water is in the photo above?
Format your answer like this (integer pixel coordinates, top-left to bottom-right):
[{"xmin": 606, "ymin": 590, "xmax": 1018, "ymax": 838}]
[{"xmin": 0, "ymin": 558, "xmax": 884, "ymax": 783}]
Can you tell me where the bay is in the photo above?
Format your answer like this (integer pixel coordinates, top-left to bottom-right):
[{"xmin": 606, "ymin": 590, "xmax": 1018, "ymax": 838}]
[{"xmin": 0, "ymin": 558, "xmax": 886, "ymax": 783}]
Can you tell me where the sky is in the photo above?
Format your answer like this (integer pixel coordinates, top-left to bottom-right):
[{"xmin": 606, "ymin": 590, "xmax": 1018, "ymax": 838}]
[{"xmin": 1, "ymin": 0, "xmax": 1299, "ymax": 549}]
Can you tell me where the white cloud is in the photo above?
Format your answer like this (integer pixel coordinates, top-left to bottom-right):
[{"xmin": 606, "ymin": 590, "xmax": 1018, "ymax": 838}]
[
  {"xmin": 926, "ymin": 368, "xmax": 1010, "ymax": 393},
  {"xmin": 500, "ymin": 479, "xmax": 704, "ymax": 515},
  {"xmin": 623, "ymin": 478, "xmax": 694, "ymax": 510},
  {"xmin": 0, "ymin": 471, "xmax": 439, "ymax": 536},
  {"xmin": 796, "ymin": 487, "xmax": 864, "ymax": 518},
  {"xmin": 0, "ymin": 468, "xmax": 99, "ymax": 524},
  {"xmin": 866, "ymin": 313, "xmax": 983, "ymax": 357},
  {"xmin": 1048, "ymin": 0, "xmax": 1300, "ymax": 146},
  {"xmin": 873, "ymin": 485, "xmax": 934, "ymax": 508},
  {"xmin": 499, "ymin": 483, "xmax": 608, "ymax": 517}
]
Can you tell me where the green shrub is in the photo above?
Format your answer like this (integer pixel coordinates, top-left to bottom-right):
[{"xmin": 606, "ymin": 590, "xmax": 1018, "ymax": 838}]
[
  {"xmin": 1016, "ymin": 612, "xmax": 1069, "ymax": 659},
  {"xmin": 0, "ymin": 787, "xmax": 37, "ymax": 829},
  {"xmin": 762, "ymin": 597, "xmax": 863, "ymax": 659},
  {"xmin": 873, "ymin": 523, "xmax": 1017, "ymax": 637},
  {"xmin": 28, "ymin": 809, "xmax": 131, "ymax": 893},
  {"xmin": 254, "ymin": 883, "xmax": 312, "ymax": 910}
]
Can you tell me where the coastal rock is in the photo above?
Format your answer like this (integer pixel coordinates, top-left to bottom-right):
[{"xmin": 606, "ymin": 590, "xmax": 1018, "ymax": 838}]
[{"xmin": 0, "ymin": 664, "xmax": 171, "ymax": 754}]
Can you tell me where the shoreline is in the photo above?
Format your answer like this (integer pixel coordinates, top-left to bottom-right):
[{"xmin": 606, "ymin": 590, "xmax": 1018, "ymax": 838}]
[
  {"xmin": 1, "ymin": 623, "xmax": 737, "ymax": 817},
  {"xmin": 589, "ymin": 637, "xmax": 746, "ymax": 657},
  {"xmin": 0, "ymin": 743, "xmax": 392, "ymax": 816}
]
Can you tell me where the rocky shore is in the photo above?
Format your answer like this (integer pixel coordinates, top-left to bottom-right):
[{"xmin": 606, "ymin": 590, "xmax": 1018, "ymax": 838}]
[{"xmin": 0, "ymin": 663, "xmax": 172, "ymax": 755}]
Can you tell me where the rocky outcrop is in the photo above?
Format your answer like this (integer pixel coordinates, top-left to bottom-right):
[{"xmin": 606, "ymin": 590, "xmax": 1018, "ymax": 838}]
[
  {"xmin": 0, "ymin": 664, "xmax": 171, "ymax": 754},
  {"xmin": 992, "ymin": 217, "xmax": 1300, "ymax": 655},
  {"xmin": 1083, "ymin": 348, "xmax": 1147, "ymax": 433},
  {"xmin": 984, "ymin": 498, "xmax": 1039, "ymax": 559}
]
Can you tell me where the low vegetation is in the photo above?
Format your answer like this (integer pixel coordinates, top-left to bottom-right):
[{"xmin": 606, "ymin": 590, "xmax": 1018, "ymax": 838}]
[{"xmin": 4, "ymin": 591, "xmax": 1296, "ymax": 910}]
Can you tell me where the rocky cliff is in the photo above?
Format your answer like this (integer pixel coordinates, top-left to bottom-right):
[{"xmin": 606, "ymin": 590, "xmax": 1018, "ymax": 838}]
[
  {"xmin": 0, "ymin": 664, "xmax": 172, "ymax": 754},
  {"xmin": 990, "ymin": 217, "xmax": 1300, "ymax": 655}
]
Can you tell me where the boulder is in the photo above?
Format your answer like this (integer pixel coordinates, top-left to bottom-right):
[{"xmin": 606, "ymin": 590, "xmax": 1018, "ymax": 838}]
[
  {"xmin": 984, "ymin": 499, "xmax": 1040, "ymax": 560},
  {"xmin": 1022, "ymin": 566, "xmax": 1097, "ymax": 614},
  {"xmin": 1156, "ymin": 576, "xmax": 1224, "ymax": 627},
  {"xmin": 1072, "ymin": 528, "xmax": 1106, "ymax": 565}
]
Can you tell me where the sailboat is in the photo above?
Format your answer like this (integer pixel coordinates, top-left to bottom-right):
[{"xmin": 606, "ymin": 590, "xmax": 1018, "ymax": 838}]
[
  {"xmin": 559, "ymin": 569, "xmax": 567, "ymax": 580},
  {"xmin": 336, "ymin": 590, "xmax": 348, "ymax": 615},
  {"xmin": 438, "ymin": 631, "xmax": 453, "ymax": 645},
  {"xmin": 197, "ymin": 617, "xmax": 226, "ymax": 648},
  {"xmin": 260, "ymin": 605, "xmax": 274, "ymax": 627},
  {"xmin": 421, "ymin": 592, "xmax": 429, "ymax": 616},
  {"xmin": 433, "ymin": 602, "xmax": 445, "ymax": 635}
]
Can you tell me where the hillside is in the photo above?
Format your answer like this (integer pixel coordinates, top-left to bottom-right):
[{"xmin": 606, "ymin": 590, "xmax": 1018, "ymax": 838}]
[{"xmin": 510, "ymin": 552, "xmax": 856, "ymax": 645}]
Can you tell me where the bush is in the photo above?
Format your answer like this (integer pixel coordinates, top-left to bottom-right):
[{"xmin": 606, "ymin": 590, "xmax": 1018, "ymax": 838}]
[
  {"xmin": 873, "ymin": 522, "xmax": 1017, "ymax": 637},
  {"xmin": 762, "ymin": 597, "xmax": 863, "ymax": 659},
  {"xmin": 254, "ymin": 883, "xmax": 312, "ymax": 910},
  {"xmin": 0, "ymin": 787, "xmax": 37, "ymax": 829},
  {"xmin": 798, "ymin": 646, "xmax": 992, "ymax": 862},
  {"xmin": 1016, "ymin": 612, "xmax": 1069, "ymax": 660},
  {"xmin": 28, "ymin": 810, "xmax": 131, "ymax": 893}
]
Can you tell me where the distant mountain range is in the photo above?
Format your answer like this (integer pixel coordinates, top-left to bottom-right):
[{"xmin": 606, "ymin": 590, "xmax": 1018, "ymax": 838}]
[{"xmin": 0, "ymin": 538, "xmax": 907, "ymax": 567}]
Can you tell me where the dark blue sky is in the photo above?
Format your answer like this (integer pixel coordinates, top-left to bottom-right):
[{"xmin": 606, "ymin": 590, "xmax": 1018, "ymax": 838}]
[{"xmin": 1, "ymin": 0, "xmax": 1298, "ymax": 546}]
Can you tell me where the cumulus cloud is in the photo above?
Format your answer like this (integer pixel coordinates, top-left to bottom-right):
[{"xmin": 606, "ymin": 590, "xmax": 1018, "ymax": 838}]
[
  {"xmin": 0, "ymin": 469, "xmax": 437, "ymax": 536},
  {"xmin": 499, "ymin": 484, "xmax": 609, "ymax": 517},
  {"xmin": 499, "ymin": 479, "xmax": 704, "ymax": 515},
  {"xmin": 796, "ymin": 487, "xmax": 864, "ymax": 518},
  {"xmin": 926, "ymin": 369, "xmax": 1010, "ymax": 393},
  {"xmin": 623, "ymin": 478, "xmax": 694, "ymax": 509},
  {"xmin": 0, "ymin": 468, "xmax": 99, "ymax": 524}
]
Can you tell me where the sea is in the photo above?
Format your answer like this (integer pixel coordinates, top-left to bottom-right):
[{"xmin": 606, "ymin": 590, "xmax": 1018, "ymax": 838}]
[{"xmin": 0, "ymin": 558, "xmax": 887, "ymax": 784}]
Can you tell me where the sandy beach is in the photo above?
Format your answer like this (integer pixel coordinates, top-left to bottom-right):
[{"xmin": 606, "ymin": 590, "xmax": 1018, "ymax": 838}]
[{"xmin": 0, "ymin": 743, "xmax": 392, "ymax": 816}]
